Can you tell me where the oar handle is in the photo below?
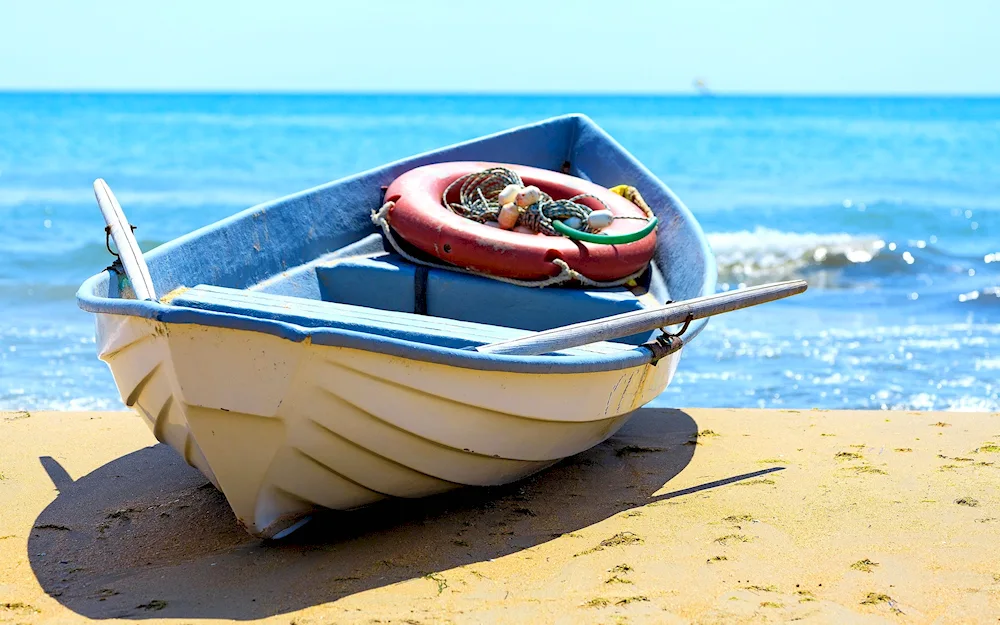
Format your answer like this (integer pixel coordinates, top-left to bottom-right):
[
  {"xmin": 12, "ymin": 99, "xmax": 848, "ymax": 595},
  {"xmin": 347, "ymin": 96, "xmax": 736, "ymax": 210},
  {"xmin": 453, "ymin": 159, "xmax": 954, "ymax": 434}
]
[{"xmin": 476, "ymin": 280, "xmax": 808, "ymax": 357}]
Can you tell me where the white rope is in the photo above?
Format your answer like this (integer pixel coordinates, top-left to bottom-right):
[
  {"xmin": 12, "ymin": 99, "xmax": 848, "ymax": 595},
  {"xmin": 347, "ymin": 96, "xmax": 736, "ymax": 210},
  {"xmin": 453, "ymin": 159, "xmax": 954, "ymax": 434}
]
[{"xmin": 371, "ymin": 202, "xmax": 646, "ymax": 289}]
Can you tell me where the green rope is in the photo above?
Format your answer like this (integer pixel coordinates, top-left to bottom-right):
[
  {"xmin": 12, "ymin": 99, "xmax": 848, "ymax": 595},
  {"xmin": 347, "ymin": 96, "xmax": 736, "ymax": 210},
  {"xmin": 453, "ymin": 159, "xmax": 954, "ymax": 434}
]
[{"xmin": 552, "ymin": 216, "xmax": 659, "ymax": 244}]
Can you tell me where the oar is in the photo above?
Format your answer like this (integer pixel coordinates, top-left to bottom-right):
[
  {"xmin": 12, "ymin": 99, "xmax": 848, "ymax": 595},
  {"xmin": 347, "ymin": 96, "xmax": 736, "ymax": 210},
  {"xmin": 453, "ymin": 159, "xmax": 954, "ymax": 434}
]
[
  {"xmin": 94, "ymin": 179, "xmax": 157, "ymax": 301},
  {"xmin": 476, "ymin": 280, "xmax": 807, "ymax": 356}
]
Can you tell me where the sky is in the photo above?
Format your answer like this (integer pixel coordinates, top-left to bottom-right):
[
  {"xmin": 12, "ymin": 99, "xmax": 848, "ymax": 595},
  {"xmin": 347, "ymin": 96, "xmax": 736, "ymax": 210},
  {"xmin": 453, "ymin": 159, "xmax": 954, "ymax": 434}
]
[{"xmin": 3, "ymin": 0, "xmax": 998, "ymax": 95}]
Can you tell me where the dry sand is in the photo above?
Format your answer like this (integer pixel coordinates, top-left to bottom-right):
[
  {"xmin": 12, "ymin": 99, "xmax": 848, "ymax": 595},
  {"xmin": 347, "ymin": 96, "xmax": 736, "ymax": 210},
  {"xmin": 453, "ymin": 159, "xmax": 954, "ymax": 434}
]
[{"xmin": 1, "ymin": 407, "xmax": 999, "ymax": 624}]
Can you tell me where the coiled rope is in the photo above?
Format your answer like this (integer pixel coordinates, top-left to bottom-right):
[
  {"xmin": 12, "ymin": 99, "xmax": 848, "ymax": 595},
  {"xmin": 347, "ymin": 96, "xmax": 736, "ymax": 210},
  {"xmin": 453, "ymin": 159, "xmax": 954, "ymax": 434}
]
[
  {"xmin": 442, "ymin": 167, "xmax": 602, "ymax": 235},
  {"xmin": 441, "ymin": 166, "xmax": 656, "ymax": 243}
]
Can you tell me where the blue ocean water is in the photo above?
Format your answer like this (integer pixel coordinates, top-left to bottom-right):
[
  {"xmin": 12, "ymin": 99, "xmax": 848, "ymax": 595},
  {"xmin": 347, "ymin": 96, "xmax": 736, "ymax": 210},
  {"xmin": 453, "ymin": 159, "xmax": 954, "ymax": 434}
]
[{"xmin": 1, "ymin": 94, "xmax": 997, "ymax": 411}]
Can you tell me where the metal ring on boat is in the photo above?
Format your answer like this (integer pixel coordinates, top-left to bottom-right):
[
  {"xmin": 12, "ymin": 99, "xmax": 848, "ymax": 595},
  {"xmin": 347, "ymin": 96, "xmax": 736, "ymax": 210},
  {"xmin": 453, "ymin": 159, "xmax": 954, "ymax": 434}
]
[{"xmin": 384, "ymin": 162, "xmax": 658, "ymax": 282}]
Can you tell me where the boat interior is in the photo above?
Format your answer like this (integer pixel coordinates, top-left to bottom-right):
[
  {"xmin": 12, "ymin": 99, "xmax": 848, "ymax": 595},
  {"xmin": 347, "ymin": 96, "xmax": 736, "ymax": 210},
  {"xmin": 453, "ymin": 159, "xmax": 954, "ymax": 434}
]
[
  {"xmin": 167, "ymin": 232, "xmax": 668, "ymax": 351},
  {"xmin": 81, "ymin": 115, "xmax": 716, "ymax": 356}
]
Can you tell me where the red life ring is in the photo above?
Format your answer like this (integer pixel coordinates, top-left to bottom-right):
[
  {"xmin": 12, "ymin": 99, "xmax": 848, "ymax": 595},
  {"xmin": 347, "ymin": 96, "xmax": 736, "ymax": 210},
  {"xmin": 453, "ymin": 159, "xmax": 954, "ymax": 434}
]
[{"xmin": 384, "ymin": 162, "xmax": 657, "ymax": 281}]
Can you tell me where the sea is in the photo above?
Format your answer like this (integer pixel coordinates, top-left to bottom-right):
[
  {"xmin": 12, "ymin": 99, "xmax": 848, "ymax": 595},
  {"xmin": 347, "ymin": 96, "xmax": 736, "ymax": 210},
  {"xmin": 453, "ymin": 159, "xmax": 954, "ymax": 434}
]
[{"xmin": 0, "ymin": 94, "xmax": 997, "ymax": 412}]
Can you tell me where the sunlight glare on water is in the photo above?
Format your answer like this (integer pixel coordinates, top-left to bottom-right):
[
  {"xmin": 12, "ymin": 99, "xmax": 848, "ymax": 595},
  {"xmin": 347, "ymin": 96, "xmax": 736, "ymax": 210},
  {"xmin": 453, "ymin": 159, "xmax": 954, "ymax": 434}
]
[{"xmin": 1, "ymin": 94, "xmax": 997, "ymax": 411}]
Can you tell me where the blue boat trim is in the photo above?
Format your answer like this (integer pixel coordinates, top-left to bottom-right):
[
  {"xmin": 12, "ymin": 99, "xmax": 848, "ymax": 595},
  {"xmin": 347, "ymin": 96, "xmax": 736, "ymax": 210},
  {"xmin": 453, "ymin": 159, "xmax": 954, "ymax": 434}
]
[
  {"xmin": 78, "ymin": 271, "xmax": 655, "ymax": 374},
  {"xmin": 77, "ymin": 114, "xmax": 717, "ymax": 375}
]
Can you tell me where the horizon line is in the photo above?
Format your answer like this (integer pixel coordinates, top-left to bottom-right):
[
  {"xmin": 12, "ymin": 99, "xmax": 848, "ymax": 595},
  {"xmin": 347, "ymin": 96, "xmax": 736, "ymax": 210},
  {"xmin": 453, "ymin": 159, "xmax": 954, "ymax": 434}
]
[{"xmin": 1, "ymin": 89, "xmax": 999, "ymax": 99}]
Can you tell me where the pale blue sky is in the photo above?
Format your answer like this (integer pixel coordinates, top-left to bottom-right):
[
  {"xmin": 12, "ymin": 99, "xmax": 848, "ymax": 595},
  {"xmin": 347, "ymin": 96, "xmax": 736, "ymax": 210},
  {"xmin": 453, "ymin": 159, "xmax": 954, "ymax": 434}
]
[{"xmin": 3, "ymin": 0, "xmax": 998, "ymax": 94}]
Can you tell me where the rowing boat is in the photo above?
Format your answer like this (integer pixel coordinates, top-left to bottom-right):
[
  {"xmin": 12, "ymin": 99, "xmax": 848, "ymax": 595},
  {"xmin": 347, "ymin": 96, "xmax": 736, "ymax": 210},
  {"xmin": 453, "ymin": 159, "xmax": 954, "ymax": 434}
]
[{"xmin": 77, "ymin": 114, "xmax": 804, "ymax": 537}]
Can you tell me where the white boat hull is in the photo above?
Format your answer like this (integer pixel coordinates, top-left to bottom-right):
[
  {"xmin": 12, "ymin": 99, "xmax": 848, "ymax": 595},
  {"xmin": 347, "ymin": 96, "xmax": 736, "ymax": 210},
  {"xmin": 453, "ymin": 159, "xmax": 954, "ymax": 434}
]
[{"xmin": 95, "ymin": 312, "xmax": 681, "ymax": 538}]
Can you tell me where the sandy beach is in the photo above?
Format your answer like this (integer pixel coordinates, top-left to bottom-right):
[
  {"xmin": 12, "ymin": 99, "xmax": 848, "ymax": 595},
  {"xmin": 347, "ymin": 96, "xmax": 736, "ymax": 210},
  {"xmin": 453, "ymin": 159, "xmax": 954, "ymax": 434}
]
[{"xmin": 1, "ymin": 407, "xmax": 998, "ymax": 623}]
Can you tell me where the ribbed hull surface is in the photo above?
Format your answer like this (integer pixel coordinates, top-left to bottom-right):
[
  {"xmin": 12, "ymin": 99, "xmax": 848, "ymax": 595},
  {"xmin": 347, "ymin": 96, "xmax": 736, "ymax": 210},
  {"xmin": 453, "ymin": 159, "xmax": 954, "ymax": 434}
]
[{"xmin": 96, "ymin": 313, "xmax": 679, "ymax": 537}]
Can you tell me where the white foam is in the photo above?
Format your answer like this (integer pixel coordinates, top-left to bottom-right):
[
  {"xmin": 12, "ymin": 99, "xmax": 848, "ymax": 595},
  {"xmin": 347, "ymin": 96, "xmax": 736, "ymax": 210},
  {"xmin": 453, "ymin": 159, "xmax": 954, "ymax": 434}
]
[
  {"xmin": 941, "ymin": 395, "xmax": 1000, "ymax": 412},
  {"xmin": 0, "ymin": 395, "xmax": 123, "ymax": 412},
  {"xmin": 707, "ymin": 227, "xmax": 884, "ymax": 284},
  {"xmin": 975, "ymin": 358, "xmax": 1000, "ymax": 371}
]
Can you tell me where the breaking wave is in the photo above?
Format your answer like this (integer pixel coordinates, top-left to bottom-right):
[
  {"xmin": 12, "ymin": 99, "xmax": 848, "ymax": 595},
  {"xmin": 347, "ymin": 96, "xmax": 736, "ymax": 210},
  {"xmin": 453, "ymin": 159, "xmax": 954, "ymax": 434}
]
[{"xmin": 708, "ymin": 227, "xmax": 991, "ymax": 287}]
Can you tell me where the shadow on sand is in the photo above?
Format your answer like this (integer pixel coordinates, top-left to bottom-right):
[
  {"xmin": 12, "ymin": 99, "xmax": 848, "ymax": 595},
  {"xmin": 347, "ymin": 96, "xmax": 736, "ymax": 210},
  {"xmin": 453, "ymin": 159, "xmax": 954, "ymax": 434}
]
[{"xmin": 28, "ymin": 407, "xmax": 779, "ymax": 620}]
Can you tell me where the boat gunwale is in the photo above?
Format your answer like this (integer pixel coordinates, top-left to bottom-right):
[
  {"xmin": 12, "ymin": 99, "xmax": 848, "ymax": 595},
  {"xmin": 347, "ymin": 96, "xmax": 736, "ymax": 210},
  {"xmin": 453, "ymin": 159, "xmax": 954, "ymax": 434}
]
[{"xmin": 78, "ymin": 278, "xmax": 658, "ymax": 374}]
